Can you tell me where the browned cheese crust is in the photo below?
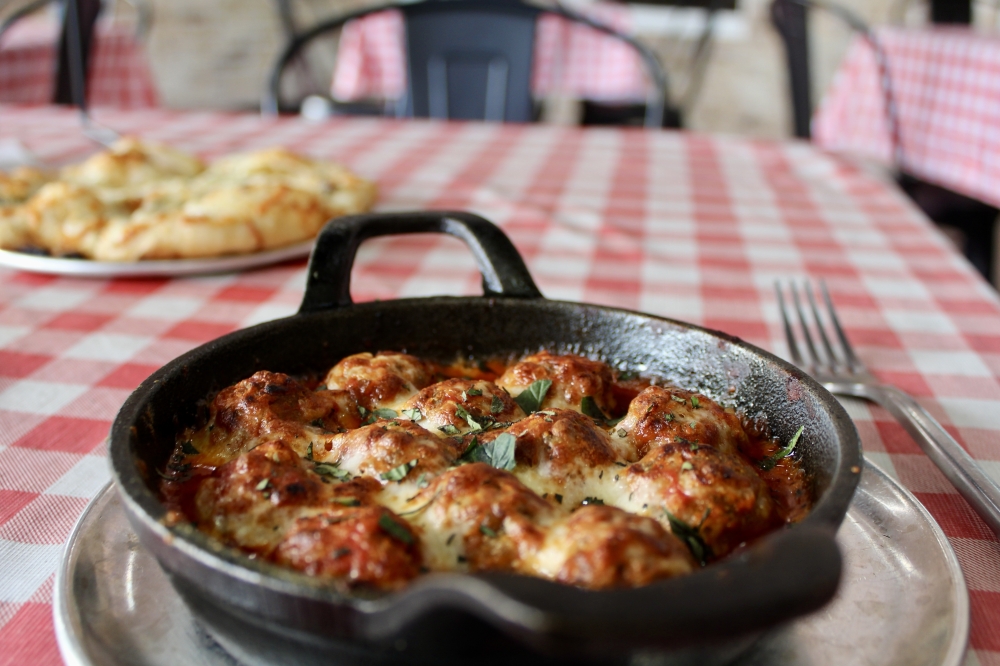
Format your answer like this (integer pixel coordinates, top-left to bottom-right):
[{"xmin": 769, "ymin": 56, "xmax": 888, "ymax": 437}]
[
  {"xmin": 168, "ymin": 352, "xmax": 811, "ymax": 591},
  {"xmin": 323, "ymin": 352, "xmax": 432, "ymax": 410},
  {"xmin": 497, "ymin": 351, "xmax": 617, "ymax": 416},
  {"xmin": 401, "ymin": 378, "xmax": 524, "ymax": 438}
]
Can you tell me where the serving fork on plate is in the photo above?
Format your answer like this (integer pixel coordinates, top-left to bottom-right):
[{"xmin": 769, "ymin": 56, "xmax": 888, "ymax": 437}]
[{"xmin": 776, "ymin": 279, "xmax": 1000, "ymax": 537}]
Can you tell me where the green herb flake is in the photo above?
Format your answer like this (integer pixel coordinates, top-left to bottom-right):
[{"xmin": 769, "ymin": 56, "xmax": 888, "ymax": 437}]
[
  {"xmin": 381, "ymin": 459, "xmax": 418, "ymax": 482},
  {"xmin": 554, "ymin": 494, "xmax": 563, "ymax": 504},
  {"xmin": 618, "ymin": 370, "xmax": 637, "ymax": 381},
  {"xmin": 306, "ymin": 443, "xmax": 314, "ymax": 461},
  {"xmin": 446, "ymin": 533, "xmax": 456, "ymax": 545},
  {"xmin": 331, "ymin": 497, "xmax": 360, "ymax": 506},
  {"xmin": 671, "ymin": 395, "xmax": 687, "ymax": 405},
  {"xmin": 760, "ymin": 425, "xmax": 804, "ymax": 471},
  {"xmin": 415, "ymin": 473, "xmax": 429, "ymax": 489},
  {"xmin": 580, "ymin": 497, "xmax": 605, "ymax": 506},
  {"xmin": 514, "ymin": 379, "xmax": 552, "ymax": 414},
  {"xmin": 691, "ymin": 396, "xmax": 700, "ymax": 409},
  {"xmin": 580, "ymin": 396, "xmax": 609, "ymax": 421},
  {"xmin": 358, "ymin": 406, "xmax": 369, "ymax": 418},
  {"xmin": 314, "ymin": 462, "xmax": 352, "ymax": 481},
  {"xmin": 402, "ymin": 408, "xmax": 423, "ymax": 421},
  {"xmin": 438, "ymin": 424, "xmax": 461, "ymax": 436},
  {"xmin": 663, "ymin": 413, "xmax": 675, "ymax": 422},
  {"xmin": 606, "ymin": 415, "xmax": 625, "ymax": 427},
  {"xmin": 372, "ymin": 408, "xmax": 398, "ymax": 420},
  {"xmin": 466, "ymin": 388, "xmax": 483, "ymax": 397},
  {"xmin": 458, "ymin": 432, "xmax": 517, "ymax": 470},
  {"xmin": 681, "ymin": 462, "xmax": 693, "ymax": 471},
  {"xmin": 181, "ymin": 441, "xmax": 199, "ymax": 455},
  {"xmin": 479, "ymin": 524, "xmax": 498, "ymax": 538},
  {"xmin": 255, "ymin": 479, "xmax": 270, "ymax": 491},
  {"xmin": 490, "ymin": 395, "xmax": 505, "ymax": 414},
  {"xmin": 617, "ymin": 428, "xmax": 628, "ymax": 438},
  {"xmin": 665, "ymin": 510, "xmax": 712, "ymax": 566},
  {"xmin": 614, "ymin": 461, "xmax": 627, "ymax": 467},
  {"xmin": 455, "ymin": 406, "xmax": 483, "ymax": 432},
  {"xmin": 316, "ymin": 384, "xmax": 328, "ymax": 391},
  {"xmin": 378, "ymin": 514, "xmax": 413, "ymax": 545}
]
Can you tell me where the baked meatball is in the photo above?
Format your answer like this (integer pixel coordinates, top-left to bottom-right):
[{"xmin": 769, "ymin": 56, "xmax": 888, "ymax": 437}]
[
  {"xmin": 400, "ymin": 378, "xmax": 524, "ymax": 438},
  {"xmin": 321, "ymin": 419, "xmax": 459, "ymax": 492},
  {"xmin": 273, "ymin": 505, "xmax": 422, "ymax": 589},
  {"xmin": 490, "ymin": 409, "xmax": 626, "ymax": 506},
  {"xmin": 497, "ymin": 352, "xmax": 616, "ymax": 416},
  {"xmin": 537, "ymin": 505, "xmax": 696, "ymax": 588},
  {"xmin": 625, "ymin": 440, "xmax": 776, "ymax": 559},
  {"xmin": 611, "ymin": 386, "xmax": 749, "ymax": 460},
  {"xmin": 323, "ymin": 352, "xmax": 432, "ymax": 410},
  {"xmin": 193, "ymin": 440, "xmax": 327, "ymax": 551},
  {"xmin": 202, "ymin": 370, "xmax": 361, "ymax": 463},
  {"xmin": 408, "ymin": 463, "xmax": 553, "ymax": 573}
]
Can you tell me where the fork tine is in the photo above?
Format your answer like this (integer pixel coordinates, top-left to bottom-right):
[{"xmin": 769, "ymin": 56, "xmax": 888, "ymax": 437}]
[
  {"xmin": 804, "ymin": 280, "xmax": 841, "ymax": 369},
  {"xmin": 790, "ymin": 282, "xmax": 822, "ymax": 369},
  {"xmin": 775, "ymin": 281, "xmax": 804, "ymax": 366},
  {"xmin": 820, "ymin": 280, "xmax": 862, "ymax": 372}
]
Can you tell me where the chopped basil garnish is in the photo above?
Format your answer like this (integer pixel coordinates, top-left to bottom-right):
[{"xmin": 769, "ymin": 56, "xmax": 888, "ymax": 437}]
[
  {"xmin": 479, "ymin": 524, "xmax": 498, "ymax": 538},
  {"xmin": 255, "ymin": 479, "xmax": 270, "ymax": 491},
  {"xmin": 358, "ymin": 406, "xmax": 369, "ymax": 418},
  {"xmin": 438, "ymin": 424, "xmax": 461, "ymax": 436},
  {"xmin": 665, "ymin": 509, "xmax": 711, "ymax": 566},
  {"xmin": 314, "ymin": 462, "xmax": 352, "ymax": 481},
  {"xmin": 580, "ymin": 396, "xmax": 609, "ymax": 421},
  {"xmin": 514, "ymin": 379, "xmax": 552, "ymax": 414},
  {"xmin": 402, "ymin": 408, "xmax": 423, "ymax": 421},
  {"xmin": 454, "ymin": 406, "xmax": 483, "ymax": 432},
  {"xmin": 681, "ymin": 462, "xmax": 693, "ymax": 471},
  {"xmin": 372, "ymin": 408, "xmax": 398, "ymax": 420},
  {"xmin": 331, "ymin": 497, "xmax": 360, "ymax": 506},
  {"xmin": 378, "ymin": 514, "xmax": 413, "ymax": 544},
  {"xmin": 691, "ymin": 396, "xmax": 700, "ymax": 409},
  {"xmin": 466, "ymin": 388, "xmax": 483, "ymax": 397},
  {"xmin": 490, "ymin": 395, "xmax": 504, "ymax": 414},
  {"xmin": 671, "ymin": 395, "xmax": 687, "ymax": 405},
  {"xmin": 554, "ymin": 494, "xmax": 563, "ymax": 504},
  {"xmin": 458, "ymin": 433, "xmax": 516, "ymax": 471},
  {"xmin": 305, "ymin": 442, "xmax": 314, "ymax": 461},
  {"xmin": 617, "ymin": 428, "xmax": 628, "ymax": 438},
  {"xmin": 580, "ymin": 497, "xmax": 605, "ymax": 506},
  {"xmin": 606, "ymin": 415, "xmax": 625, "ymax": 427},
  {"xmin": 759, "ymin": 425, "xmax": 804, "ymax": 471},
  {"xmin": 381, "ymin": 459, "xmax": 418, "ymax": 482},
  {"xmin": 618, "ymin": 370, "xmax": 637, "ymax": 381},
  {"xmin": 416, "ymin": 473, "xmax": 429, "ymax": 489}
]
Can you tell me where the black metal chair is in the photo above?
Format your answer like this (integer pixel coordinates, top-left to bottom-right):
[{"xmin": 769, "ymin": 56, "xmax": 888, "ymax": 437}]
[
  {"xmin": 770, "ymin": 0, "xmax": 998, "ymax": 282},
  {"xmin": 0, "ymin": 0, "xmax": 103, "ymax": 106},
  {"xmin": 263, "ymin": 0, "xmax": 669, "ymax": 128}
]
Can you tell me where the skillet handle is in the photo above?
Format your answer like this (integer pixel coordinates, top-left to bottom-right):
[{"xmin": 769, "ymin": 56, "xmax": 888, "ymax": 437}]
[{"xmin": 300, "ymin": 211, "xmax": 543, "ymax": 313}]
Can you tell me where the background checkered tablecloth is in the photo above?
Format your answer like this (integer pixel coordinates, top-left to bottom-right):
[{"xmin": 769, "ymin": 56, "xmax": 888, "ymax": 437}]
[
  {"xmin": 332, "ymin": 3, "xmax": 648, "ymax": 102},
  {"xmin": 1, "ymin": 105, "xmax": 1000, "ymax": 665},
  {"xmin": 813, "ymin": 27, "xmax": 1000, "ymax": 209},
  {"xmin": 0, "ymin": 15, "xmax": 159, "ymax": 108}
]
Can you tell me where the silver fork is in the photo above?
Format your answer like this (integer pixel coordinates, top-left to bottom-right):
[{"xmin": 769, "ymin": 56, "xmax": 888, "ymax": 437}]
[{"xmin": 777, "ymin": 279, "xmax": 1000, "ymax": 536}]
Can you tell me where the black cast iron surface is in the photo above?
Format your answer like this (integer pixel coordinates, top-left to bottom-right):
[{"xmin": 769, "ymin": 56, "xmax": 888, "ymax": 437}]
[{"xmin": 109, "ymin": 212, "xmax": 861, "ymax": 664}]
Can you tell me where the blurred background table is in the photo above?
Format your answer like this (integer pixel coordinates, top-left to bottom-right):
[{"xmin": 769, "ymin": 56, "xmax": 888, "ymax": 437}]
[
  {"xmin": 0, "ymin": 12, "xmax": 158, "ymax": 107},
  {"xmin": 814, "ymin": 26, "xmax": 1000, "ymax": 214},
  {"xmin": 0, "ymin": 105, "xmax": 999, "ymax": 664}
]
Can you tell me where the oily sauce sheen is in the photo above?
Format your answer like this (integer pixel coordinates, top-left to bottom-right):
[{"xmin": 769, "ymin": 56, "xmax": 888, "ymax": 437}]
[{"xmin": 159, "ymin": 351, "xmax": 812, "ymax": 592}]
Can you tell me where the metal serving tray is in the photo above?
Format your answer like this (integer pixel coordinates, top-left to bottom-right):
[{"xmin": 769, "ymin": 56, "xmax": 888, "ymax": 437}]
[{"xmin": 54, "ymin": 459, "xmax": 968, "ymax": 666}]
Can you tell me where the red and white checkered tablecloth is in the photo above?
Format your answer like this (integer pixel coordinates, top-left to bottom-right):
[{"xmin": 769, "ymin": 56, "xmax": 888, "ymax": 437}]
[
  {"xmin": 332, "ymin": 3, "xmax": 648, "ymax": 102},
  {"xmin": 1, "ymin": 105, "xmax": 1000, "ymax": 665},
  {"xmin": 0, "ymin": 15, "xmax": 158, "ymax": 108},
  {"xmin": 813, "ymin": 26, "xmax": 1000, "ymax": 209}
]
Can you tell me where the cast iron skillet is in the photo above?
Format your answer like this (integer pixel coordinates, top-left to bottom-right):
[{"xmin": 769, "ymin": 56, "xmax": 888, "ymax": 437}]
[{"xmin": 109, "ymin": 211, "xmax": 861, "ymax": 666}]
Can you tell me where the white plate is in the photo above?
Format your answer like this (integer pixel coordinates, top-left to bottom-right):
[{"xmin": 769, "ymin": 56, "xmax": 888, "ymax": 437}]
[
  {"xmin": 53, "ymin": 459, "xmax": 969, "ymax": 666},
  {"xmin": 0, "ymin": 241, "xmax": 314, "ymax": 278}
]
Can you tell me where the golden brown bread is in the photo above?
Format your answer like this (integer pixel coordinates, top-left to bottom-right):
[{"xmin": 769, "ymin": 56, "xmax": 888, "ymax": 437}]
[{"xmin": 0, "ymin": 138, "xmax": 376, "ymax": 261}]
